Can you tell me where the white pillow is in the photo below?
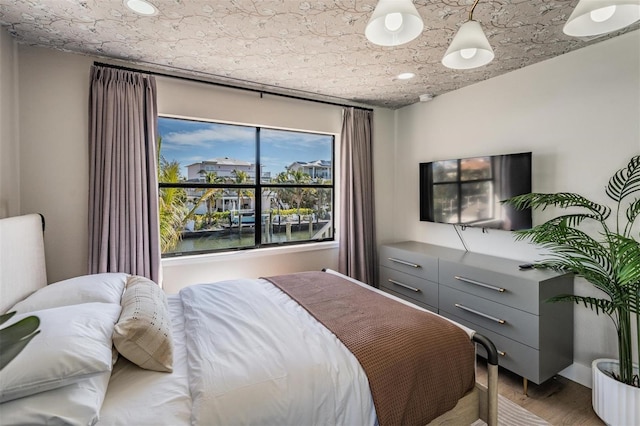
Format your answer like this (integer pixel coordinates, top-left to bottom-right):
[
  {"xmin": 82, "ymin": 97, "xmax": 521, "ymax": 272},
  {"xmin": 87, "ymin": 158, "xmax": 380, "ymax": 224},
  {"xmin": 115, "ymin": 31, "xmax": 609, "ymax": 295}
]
[
  {"xmin": 0, "ymin": 302, "xmax": 121, "ymax": 403},
  {"xmin": 0, "ymin": 371, "xmax": 111, "ymax": 426},
  {"xmin": 10, "ymin": 273, "xmax": 128, "ymax": 314}
]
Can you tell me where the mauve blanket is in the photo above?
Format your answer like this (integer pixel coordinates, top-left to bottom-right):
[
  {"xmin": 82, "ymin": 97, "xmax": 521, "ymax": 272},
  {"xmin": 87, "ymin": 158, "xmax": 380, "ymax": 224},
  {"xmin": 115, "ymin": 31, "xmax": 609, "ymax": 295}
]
[{"xmin": 264, "ymin": 271, "xmax": 475, "ymax": 426}]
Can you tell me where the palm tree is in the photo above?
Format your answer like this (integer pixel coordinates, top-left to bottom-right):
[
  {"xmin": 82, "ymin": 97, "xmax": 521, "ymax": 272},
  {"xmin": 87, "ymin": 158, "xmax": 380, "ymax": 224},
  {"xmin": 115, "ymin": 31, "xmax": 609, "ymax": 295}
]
[
  {"xmin": 231, "ymin": 169, "xmax": 254, "ymax": 212},
  {"xmin": 158, "ymin": 157, "xmax": 187, "ymax": 252},
  {"xmin": 287, "ymin": 168, "xmax": 311, "ymax": 223},
  {"xmin": 197, "ymin": 170, "xmax": 224, "ymax": 226},
  {"xmin": 270, "ymin": 171, "xmax": 290, "ymax": 222},
  {"xmin": 313, "ymin": 177, "xmax": 329, "ymax": 220},
  {"xmin": 270, "ymin": 168, "xmax": 313, "ymax": 223}
]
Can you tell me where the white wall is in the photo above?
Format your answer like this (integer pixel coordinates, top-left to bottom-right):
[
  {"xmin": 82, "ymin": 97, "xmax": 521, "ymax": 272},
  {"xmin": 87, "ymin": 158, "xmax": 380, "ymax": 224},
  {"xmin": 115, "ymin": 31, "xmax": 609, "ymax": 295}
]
[
  {"xmin": 390, "ymin": 30, "xmax": 640, "ymax": 387},
  {"xmin": 17, "ymin": 45, "xmax": 92, "ymax": 282},
  {"xmin": 373, "ymin": 109, "xmax": 397, "ymax": 249},
  {"xmin": 12, "ymin": 42, "xmax": 394, "ymax": 289},
  {"xmin": 0, "ymin": 27, "xmax": 19, "ymax": 218}
]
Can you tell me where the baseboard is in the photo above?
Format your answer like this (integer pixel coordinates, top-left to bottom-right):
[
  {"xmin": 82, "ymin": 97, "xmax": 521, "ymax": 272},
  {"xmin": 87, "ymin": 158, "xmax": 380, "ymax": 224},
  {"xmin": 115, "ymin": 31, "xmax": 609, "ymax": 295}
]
[{"xmin": 559, "ymin": 362, "xmax": 593, "ymax": 388}]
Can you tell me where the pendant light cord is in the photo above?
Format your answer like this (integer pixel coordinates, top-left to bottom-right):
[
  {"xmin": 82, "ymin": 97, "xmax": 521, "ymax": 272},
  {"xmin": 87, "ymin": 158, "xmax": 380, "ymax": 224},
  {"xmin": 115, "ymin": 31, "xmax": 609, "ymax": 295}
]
[{"xmin": 469, "ymin": 0, "xmax": 480, "ymax": 21}]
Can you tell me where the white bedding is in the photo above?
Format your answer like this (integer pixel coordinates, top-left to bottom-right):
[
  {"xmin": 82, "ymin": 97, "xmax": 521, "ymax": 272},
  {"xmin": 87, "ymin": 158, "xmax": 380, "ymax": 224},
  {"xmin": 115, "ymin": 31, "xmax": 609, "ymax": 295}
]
[
  {"xmin": 182, "ymin": 278, "xmax": 376, "ymax": 426},
  {"xmin": 96, "ymin": 296, "xmax": 191, "ymax": 425},
  {"xmin": 98, "ymin": 276, "xmax": 377, "ymax": 426}
]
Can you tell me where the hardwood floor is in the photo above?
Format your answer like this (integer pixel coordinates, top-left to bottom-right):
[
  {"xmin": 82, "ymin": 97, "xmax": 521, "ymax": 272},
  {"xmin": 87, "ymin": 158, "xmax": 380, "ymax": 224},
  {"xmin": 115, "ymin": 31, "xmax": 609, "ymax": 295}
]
[{"xmin": 475, "ymin": 358, "xmax": 604, "ymax": 425}]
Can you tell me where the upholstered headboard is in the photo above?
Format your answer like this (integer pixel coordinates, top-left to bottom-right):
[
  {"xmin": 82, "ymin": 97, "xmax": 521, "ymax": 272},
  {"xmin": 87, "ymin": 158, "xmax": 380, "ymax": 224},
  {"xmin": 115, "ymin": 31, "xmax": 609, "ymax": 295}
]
[{"xmin": 0, "ymin": 214, "xmax": 48, "ymax": 313}]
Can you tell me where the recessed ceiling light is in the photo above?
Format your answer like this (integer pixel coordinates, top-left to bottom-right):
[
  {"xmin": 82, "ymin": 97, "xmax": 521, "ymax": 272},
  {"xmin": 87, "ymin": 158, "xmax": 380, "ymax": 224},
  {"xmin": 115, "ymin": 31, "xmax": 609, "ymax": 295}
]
[
  {"xmin": 396, "ymin": 72, "xmax": 415, "ymax": 80},
  {"xmin": 124, "ymin": 0, "xmax": 158, "ymax": 16}
]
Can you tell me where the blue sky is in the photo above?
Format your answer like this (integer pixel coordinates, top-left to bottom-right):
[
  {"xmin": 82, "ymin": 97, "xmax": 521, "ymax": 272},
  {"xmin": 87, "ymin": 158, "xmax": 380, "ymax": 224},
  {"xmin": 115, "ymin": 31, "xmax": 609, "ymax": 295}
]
[{"xmin": 158, "ymin": 117, "xmax": 332, "ymax": 178}]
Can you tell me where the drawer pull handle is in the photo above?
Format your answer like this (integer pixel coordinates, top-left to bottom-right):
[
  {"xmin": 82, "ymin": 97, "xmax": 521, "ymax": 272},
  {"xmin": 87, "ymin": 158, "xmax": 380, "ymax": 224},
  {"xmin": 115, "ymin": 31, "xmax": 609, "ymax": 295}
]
[
  {"xmin": 455, "ymin": 304, "xmax": 506, "ymax": 324},
  {"xmin": 478, "ymin": 346, "xmax": 506, "ymax": 357},
  {"xmin": 388, "ymin": 257, "xmax": 421, "ymax": 268},
  {"xmin": 454, "ymin": 276, "xmax": 505, "ymax": 293},
  {"xmin": 388, "ymin": 279, "xmax": 421, "ymax": 292}
]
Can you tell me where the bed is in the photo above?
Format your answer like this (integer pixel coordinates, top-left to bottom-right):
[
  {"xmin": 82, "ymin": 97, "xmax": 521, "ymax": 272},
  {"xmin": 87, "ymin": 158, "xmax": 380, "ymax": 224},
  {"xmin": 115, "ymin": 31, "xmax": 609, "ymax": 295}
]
[{"xmin": 0, "ymin": 214, "xmax": 498, "ymax": 426}]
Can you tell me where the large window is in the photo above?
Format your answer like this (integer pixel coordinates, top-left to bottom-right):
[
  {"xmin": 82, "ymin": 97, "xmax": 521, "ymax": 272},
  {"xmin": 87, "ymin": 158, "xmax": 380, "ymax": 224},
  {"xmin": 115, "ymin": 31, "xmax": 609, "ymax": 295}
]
[{"xmin": 157, "ymin": 117, "xmax": 335, "ymax": 256}]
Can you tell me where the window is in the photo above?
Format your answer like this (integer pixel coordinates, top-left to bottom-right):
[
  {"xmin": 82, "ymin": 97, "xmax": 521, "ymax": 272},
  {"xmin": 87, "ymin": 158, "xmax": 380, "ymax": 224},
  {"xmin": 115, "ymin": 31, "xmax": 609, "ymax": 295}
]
[{"xmin": 157, "ymin": 117, "xmax": 335, "ymax": 257}]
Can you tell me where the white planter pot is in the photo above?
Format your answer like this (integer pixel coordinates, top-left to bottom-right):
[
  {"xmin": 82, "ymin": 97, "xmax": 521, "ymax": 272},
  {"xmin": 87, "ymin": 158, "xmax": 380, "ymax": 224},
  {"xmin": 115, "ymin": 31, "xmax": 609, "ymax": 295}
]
[{"xmin": 592, "ymin": 358, "xmax": 640, "ymax": 426}]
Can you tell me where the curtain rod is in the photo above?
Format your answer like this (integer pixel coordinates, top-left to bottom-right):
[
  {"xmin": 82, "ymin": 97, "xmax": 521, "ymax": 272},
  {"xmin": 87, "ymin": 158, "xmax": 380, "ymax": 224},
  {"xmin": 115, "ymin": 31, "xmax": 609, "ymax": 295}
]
[{"xmin": 93, "ymin": 61, "xmax": 373, "ymax": 112}]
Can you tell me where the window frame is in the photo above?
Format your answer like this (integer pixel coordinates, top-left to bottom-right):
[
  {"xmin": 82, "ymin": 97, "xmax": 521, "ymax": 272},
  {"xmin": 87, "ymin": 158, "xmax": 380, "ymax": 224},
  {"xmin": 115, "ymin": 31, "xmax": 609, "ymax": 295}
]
[{"xmin": 158, "ymin": 119, "xmax": 336, "ymax": 258}]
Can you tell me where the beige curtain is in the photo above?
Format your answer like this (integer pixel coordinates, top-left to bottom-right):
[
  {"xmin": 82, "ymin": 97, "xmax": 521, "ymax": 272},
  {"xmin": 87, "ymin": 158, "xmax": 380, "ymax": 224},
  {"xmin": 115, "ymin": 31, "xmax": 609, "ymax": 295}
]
[
  {"xmin": 88, "ymin": 65, "xmax": 161, "ymax": 282},
  {"xmin": 339, "ymin": 107, "xmax": 377, "ymax": 286}
]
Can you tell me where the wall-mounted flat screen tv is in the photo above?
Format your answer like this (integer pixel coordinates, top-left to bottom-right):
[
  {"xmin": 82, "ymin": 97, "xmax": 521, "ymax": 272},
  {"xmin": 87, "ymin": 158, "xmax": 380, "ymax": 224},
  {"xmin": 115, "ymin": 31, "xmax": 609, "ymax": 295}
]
[{"xmin": 419, "ymin": 152, "xmax": 532, "ymax": 231}]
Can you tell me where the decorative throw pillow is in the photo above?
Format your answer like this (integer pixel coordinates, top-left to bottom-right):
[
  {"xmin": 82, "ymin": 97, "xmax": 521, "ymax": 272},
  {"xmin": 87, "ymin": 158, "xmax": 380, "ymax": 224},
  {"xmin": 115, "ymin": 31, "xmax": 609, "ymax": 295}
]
[
  {"xmin": 10, "ymin": 273, "xmax": 128, "ymax": 314},
  {"xmin": 113, "ymin": 276, "xmax": 174, "ymax": 372},
  {"xmin": 0, "ymin": 302, "xmax": 121, "ymax": 403}
]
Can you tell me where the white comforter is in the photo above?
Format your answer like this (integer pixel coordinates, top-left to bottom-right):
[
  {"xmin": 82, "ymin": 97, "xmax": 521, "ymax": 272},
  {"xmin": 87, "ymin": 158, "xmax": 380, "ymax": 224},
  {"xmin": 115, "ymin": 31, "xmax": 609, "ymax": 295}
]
[
  {"xmin": 181, "ymin": 278, "xmax": 377, "ymax": 426},
  {"xmin": 99, "ymin": 277, "xmax": 377, "ymax": 425}
]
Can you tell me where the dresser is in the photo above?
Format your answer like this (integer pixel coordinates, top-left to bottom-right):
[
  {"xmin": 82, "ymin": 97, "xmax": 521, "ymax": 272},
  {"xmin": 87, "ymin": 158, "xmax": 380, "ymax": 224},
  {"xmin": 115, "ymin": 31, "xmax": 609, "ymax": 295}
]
[{"xmin": 379, "ymin": 241, "xmax": 574, "ymax": 387}]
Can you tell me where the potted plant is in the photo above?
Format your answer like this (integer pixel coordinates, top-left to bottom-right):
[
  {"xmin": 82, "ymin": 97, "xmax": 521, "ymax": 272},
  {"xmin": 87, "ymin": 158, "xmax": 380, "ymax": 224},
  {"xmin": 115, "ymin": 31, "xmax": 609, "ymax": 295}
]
[{"xmin": 503, "ymin": 155, "xmax": 639, "ymax": 425}]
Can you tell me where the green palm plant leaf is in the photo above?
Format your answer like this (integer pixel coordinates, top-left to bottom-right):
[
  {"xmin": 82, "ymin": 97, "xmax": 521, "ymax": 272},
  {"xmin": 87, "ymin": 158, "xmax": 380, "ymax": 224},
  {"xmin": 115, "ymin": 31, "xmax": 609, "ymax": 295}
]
[
  {"xmin": 159, "ymin": 194, "xmax": 185, "ymax": 252},
  {"xmin": 0, "ymin": 313, "xmax": 40, "ymax": 371},
  {"xmin": 536, "ymin": 257, "xmax": 613, "ymax": 299},
  {"xmin": 548, "ymin": 294, "xmax": 617, "ymax": 316},
  {"xmin": 625, "ymin": 198, "xmax": 640, "ymax": 234},
  {"xmin": 515, "ymin": 223, "xmax": 611, "ymax": 273},
  {"xmin": 611, "ymin": 235, "xmax": 640, "ymax": 317},
  {"xmin": 605, "ymin": 155, "xmax": 640, "ymax": 202},
  {"xmin": 612, "ymin": 235, "xmax": 640, "ymax": 282},
  {"xmin": 505, "ymin": 192, "xmax": 611, "ymax": 221},
  {"xmin": 158, "ymin": 157, "xmax": 188, "ymax": 252},
  {"xmin": 502, "ymin": 155, "xmax": 640, "ymax": 387}
]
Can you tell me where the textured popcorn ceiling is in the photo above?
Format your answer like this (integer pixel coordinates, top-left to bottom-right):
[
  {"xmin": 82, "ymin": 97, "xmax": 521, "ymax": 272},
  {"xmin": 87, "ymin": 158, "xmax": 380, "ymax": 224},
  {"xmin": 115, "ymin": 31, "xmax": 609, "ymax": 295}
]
[{"xmin": 1, "ymin": 0, "xmax": 638, "ymax": 109}]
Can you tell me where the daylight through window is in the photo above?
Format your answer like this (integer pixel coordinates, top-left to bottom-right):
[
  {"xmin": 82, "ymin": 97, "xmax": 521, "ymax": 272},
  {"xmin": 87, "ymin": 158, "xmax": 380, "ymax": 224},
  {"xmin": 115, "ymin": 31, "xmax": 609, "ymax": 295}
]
[{"xmin": 157, "ymin": 117, "xmax": 335, "ymax": 256}]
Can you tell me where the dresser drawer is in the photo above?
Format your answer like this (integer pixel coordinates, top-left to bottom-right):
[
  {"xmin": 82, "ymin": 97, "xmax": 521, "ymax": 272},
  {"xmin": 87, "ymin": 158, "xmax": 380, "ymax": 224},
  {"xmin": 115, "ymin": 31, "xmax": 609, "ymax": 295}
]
[
  {"xmin": 380, "ymin": 287, "xmax": 438, "ymax": 314},
  {"xmin": 380, "ymin": 241, "xmax": 573, "ymax": 385},
  {"xmin": 439, "ymin": 260, "xmax": 540, "ymax": 314},
  {"xmin": 439, "ymin": 285, "xmax": 539, "ymax": 348},
  {"xmin": 380, "ymin": 266, "xmax": 438, "ymax": 309},
  {"xmin": 440, "ymin": 310, "xmax": 545, "ymax": 383},
  {"xmin": 380, "ymin": 245, "xmax": 438, "ymax": 281}
]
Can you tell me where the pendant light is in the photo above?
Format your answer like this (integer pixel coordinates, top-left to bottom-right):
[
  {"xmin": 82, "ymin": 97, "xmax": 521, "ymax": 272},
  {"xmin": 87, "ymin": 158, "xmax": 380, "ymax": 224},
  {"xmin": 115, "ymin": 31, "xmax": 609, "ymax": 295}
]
[
  {"xmin": 442, "ymin": 0, "xmax": 494, "ymax": 70},
  {"xmin": 563, "ymin": 0, "xmax": 640, "ymax": 37},
  {"xmin": 365, "ymin": 0, "xmax": 424, "ymax": 46}
]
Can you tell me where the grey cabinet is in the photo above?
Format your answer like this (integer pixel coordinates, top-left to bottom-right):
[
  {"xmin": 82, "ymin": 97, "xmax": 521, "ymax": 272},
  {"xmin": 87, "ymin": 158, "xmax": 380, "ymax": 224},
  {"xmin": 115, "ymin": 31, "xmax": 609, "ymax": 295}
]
[
  {"xmin": 379, "ymin": 242, "xmax": 459, "ymax": 313},
  {"xmin": 379, "ymin": 267, "xmax": 439, "ymax": 312},
  {"xmin": 379, "ymin": 241, "xmax": 574, "ymax": 385}
]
